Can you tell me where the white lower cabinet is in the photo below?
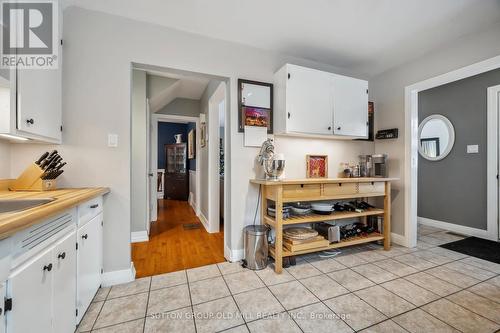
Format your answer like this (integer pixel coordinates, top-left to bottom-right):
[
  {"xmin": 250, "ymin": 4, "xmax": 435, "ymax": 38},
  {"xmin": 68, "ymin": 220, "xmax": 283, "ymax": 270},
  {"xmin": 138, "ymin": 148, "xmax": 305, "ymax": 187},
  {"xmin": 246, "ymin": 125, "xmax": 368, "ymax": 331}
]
[
  {"xmin": 2, "ymin": 195, "xmax": 104, "ymax": 333},
  {"xmin": 6, "ymin": 230, "xmax": 74, "ymax": 333},
  {"xmin": 53, "ymin": 232, "xmax": 77, "ymax": 333},
  {"xmin": 77, "ymin": 213, "xmax": 103, "ymax": 323}
]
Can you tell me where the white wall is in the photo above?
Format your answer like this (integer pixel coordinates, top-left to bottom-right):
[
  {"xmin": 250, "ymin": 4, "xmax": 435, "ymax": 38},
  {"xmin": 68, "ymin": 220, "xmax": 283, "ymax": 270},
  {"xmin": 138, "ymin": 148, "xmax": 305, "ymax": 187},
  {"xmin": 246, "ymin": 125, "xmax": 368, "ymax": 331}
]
[
  {"xmin": 199, "ymin": 80, "xmax": 222, "ymax": 222},
  {"xmin": 8, "ymin": 7, "xmax": 374, "ymax": 272},
  {"xmin": 371, "ymin": 21, "xmax": 500, "ymax": 236},
  {"xmin": 0, "ymin": 141, "xmax": 10, "ymax": 178},
  {"xmin": 131, "ymin": 69, "xmax": 148, "ymax": 233}
]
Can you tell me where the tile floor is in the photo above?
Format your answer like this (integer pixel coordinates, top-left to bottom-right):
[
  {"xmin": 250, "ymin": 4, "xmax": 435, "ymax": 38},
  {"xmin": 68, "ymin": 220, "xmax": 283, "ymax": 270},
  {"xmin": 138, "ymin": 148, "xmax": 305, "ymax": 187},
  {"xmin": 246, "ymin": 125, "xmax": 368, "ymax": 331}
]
[{"xmin": 77, "ymin": 224, "xmax": 500, "ymax": 333}]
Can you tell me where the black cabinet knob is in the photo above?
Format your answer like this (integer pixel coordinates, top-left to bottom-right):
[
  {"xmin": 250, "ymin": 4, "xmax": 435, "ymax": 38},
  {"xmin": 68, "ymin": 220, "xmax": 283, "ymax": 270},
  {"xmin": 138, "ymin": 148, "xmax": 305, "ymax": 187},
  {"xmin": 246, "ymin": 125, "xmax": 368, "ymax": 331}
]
[
  {"xmin": 328, "ymin": 126, "xmax": 331, "ymax": 130},
  {"xmin": 81, "ymin": 234, "xmax": 88, "ymax": 240},
  {"xmin": 337, "ymin": 126, "xmax": 341, "ymax": 130},
  {"xmin": 26, "ymin": 118, "xmax": 34, "ymax": 125},
  {"xmin": 58, "ymin": 252, "xmax": 66, "ymax": 260},
  {"xmin": 90, "ymin": 204, "xmax": 99, "ymax": 209},
  {"xmin": 43, "ymin": 263, "xmax": 53, "ymax": 272}
]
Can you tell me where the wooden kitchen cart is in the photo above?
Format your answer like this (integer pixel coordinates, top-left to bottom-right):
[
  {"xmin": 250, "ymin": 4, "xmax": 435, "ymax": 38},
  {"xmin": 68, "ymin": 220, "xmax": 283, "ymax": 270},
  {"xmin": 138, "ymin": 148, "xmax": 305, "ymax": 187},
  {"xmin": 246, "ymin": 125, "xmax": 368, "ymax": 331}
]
[{"xmin": 250, "ymin": 178, "xmax": 397, "ymax": 273}]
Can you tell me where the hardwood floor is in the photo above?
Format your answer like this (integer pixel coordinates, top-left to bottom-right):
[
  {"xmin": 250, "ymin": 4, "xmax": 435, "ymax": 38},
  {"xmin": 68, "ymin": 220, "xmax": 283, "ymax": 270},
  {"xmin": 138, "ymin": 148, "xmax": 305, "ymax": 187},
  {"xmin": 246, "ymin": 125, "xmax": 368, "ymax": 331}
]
[{"xmin": 131, "ymin": 199, "xmax": 225, "ymax": 278}]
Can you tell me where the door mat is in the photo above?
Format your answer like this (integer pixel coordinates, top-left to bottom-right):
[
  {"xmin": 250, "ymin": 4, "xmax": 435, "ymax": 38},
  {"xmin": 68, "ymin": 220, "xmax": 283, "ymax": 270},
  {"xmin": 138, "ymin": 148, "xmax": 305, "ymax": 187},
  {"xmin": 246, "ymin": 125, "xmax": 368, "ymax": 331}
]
[
  {"xmin": 440, "ymin": 237, "xmax": 500, "ymax": 264},
  {"xmin": 183, "ymin": 223, "xmax": 201, "ymax": 230}
]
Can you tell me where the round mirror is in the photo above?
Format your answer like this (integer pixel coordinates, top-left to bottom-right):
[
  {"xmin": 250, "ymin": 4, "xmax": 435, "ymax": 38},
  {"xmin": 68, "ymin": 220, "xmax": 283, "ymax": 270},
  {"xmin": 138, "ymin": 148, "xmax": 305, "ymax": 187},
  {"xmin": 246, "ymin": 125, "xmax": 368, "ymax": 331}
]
[{"xmin": 418, "ymin": 115, "xmax": 455, "ymax": 161}]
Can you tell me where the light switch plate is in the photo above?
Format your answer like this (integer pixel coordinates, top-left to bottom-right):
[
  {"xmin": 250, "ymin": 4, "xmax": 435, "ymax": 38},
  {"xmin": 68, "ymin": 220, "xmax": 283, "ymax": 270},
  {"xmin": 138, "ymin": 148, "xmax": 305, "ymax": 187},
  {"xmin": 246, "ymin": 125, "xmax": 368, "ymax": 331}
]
[
  {"xmin": 467, "ymin": 144, "xmax": 479, "ymax": 154},
  {"xmin": 108, "ymin": 134, "xmax": 118, "ymax": 147}
]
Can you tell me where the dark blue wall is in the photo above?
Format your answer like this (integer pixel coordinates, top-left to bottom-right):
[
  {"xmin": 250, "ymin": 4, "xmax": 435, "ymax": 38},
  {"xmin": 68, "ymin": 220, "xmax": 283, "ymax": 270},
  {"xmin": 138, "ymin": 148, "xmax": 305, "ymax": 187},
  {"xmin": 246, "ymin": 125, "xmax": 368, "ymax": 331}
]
[
  {"xmin": 158, "ymin": 122, "xmax": 196, "ymax": 171},
  {"xmin": 187, "ymin": 122, "xmax": 196, "ymax": 171}
]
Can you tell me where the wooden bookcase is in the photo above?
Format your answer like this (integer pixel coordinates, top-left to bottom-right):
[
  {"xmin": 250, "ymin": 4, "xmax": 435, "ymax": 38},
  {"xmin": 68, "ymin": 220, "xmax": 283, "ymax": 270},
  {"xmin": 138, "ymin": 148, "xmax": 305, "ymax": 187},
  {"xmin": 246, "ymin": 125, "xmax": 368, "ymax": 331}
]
[{"xmin": 250, "ymin": 177, "xmax": 397, "ymax": 273}]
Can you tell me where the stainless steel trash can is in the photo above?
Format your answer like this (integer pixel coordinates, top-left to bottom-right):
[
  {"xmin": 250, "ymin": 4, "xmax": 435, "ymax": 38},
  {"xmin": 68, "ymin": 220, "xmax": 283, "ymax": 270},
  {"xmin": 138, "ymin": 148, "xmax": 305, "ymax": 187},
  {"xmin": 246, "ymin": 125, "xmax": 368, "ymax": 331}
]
[{"xmin": 242, "ymin": 225, "xmax": 269, "ymax": 270}]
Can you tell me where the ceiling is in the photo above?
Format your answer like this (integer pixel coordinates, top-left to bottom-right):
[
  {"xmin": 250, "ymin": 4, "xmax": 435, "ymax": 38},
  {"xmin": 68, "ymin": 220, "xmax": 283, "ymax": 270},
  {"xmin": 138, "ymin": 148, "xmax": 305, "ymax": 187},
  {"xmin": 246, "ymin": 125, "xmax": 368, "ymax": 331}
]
[
  {"xmin": 65, "ymin": 0, "xmax": 500, "ymax": 76},
  {"xmin": 144, "ymin": 70, "xmax": 209, "ymax": 112}
]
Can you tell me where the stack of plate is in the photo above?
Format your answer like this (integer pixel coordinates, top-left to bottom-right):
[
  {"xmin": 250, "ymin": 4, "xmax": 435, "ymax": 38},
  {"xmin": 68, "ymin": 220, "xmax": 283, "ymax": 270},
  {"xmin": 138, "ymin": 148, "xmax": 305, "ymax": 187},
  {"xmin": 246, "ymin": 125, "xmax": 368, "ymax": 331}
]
[
  {"xmin": 311, "ymin": 202, "xmax": 334, "ymax": 215},
  {"xmin": 290, "ymin": 202, "xmax": 312, "ymax": 216},
  {"xmin": 267, "ymin": 206, "xmax": 291, "ymax": 218}
]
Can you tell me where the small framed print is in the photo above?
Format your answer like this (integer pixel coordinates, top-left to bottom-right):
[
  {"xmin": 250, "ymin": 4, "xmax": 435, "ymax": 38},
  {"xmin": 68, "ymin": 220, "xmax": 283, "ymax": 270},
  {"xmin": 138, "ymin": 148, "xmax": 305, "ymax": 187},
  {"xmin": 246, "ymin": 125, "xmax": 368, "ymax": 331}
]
[
  {"xmin": 188, "ymin": 129, "xmax": 195, "ymax": 159},
  {"xmin": 306, "ymin": 155, "xmax": 328, "ymax": 178}
]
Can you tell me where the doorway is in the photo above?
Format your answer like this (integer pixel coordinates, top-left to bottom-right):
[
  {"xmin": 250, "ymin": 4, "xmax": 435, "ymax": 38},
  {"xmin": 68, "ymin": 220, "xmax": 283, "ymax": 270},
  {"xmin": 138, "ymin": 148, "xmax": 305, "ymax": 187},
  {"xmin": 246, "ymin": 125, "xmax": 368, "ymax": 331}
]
[
  {"xmin": 130, "ymin": 64, "xmax": 229, "ymax": 277},
  {"xmin": 405, "ymin": 56, "xmax": 500, "ymax": 247}
]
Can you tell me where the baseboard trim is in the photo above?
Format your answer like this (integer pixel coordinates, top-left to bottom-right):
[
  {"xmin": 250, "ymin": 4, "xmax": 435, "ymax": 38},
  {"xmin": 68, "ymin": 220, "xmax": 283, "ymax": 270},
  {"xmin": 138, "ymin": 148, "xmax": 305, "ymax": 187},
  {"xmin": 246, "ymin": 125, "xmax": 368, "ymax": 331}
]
[
  {"xmin": 418, "ymin": 216, "xmax": 495, "ymax": 240},
  {"xmin": 224, "ymin": 245, "xmax": 244, "ymax": 262},
  {"xmin": 391, "ymin": 232, "xmax": 408, "ymax": 247},
  {"xmin": 131, "ymin": 230, "xmax": 149, "ymax": 243},
  {"xmin": 199, "ymin": 212, "xmax": 209, "ymax": 232},
  {"xmin": 101, "ymin": 262, "xmax": 136, "ymax": 287}
]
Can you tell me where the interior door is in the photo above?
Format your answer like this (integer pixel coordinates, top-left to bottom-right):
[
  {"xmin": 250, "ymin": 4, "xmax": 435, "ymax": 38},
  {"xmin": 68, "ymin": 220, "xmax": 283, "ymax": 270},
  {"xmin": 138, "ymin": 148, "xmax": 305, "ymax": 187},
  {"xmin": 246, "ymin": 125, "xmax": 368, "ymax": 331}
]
[
  {"xmin": 53, "ymin": 231, "xmax": 76, "ymax": 333},
  {"xmin": 7, "ymin": 247, "xmax": 53, "ymax": 333},
  {"xmin": 332, "ymin": 74, "xmax": 369, "ymax": 137},
  {"xmin": 286, "ymin": 65, "xmax": 333, "ymax": 135},
  {"xmin": 77, "ymin": 214, "xmax": 102, "ymax": 323},
  {"xmin": 146, "ymin": 99, "xmax": 156, "ymax": 229}
]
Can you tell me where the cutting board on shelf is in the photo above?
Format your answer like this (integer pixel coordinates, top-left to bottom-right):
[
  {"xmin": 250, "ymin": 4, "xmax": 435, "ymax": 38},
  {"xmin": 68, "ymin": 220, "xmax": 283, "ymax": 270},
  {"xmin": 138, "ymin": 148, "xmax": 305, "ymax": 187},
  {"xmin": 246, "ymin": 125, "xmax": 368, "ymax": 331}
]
[{"xmin": 283, "ymin": 236, "xmax": 329, "ymax": 252}]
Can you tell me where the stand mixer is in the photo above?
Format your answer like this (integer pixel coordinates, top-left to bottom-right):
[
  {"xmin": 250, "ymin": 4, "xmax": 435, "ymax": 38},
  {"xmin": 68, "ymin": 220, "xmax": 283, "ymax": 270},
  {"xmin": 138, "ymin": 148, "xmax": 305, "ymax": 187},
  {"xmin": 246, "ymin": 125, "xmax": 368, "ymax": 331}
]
[{"xmin": 257, "ymin": 139, "xmax": 285, "ymax": 180}]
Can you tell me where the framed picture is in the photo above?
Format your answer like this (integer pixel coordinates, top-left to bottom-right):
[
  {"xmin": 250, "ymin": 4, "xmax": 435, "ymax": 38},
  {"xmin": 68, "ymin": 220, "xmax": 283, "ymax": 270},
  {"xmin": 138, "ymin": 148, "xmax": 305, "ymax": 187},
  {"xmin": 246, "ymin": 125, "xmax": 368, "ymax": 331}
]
[
  {"xmin": 306, "ymin": 155, "xmax": 328, "ymax": 178},
  {"xmin": 238, "ymin": 79, "xmax": 273, "ymax": 133},
  {"xmin": 188, "ymin": 129, "xmax": 195, "ymax": 159},
  {"xmin": 200, "ymin": 122, "xmax": 207, "ymax": 148}
]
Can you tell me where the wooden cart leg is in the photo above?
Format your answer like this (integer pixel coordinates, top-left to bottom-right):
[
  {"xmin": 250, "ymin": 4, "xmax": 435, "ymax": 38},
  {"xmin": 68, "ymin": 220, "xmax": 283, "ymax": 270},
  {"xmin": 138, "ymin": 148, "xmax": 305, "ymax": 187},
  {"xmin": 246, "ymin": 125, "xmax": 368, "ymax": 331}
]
[
  {"xmin": 383, "ymin": 181, "xmax": 391, "ymax": 250},
  {"xmin": 274, "ymin": 185, "xmax": 283, "ymax": 273}
]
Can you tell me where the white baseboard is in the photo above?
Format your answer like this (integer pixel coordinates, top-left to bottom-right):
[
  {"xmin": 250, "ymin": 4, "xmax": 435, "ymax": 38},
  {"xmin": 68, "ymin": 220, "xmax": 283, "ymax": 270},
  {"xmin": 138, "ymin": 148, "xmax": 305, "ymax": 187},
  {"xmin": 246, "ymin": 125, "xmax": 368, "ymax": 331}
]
[
  {"xmin": 391, "ymin": 232, "xmax": 408, "ymax": 247},
  {"xmin": 199, "ymin": 212, "xmax": 209, "ymax": 232},
  {"xmin": 101, "ymin": 262, "xmax": 136, "ymax": 287},
  {"xmin": 224, "ymin": 245, "xmax": 244, "ymax": 262},
  {"xmin": 418, "ymin": 216, "xmax": 495, "ymax": 240},
  {"xmin": 131, "ymin": 230, "xmax": 149, "ymax": 243},
  {"xmin": 189, "ymin": 192, "xmax": 196, "ymax": 211}
]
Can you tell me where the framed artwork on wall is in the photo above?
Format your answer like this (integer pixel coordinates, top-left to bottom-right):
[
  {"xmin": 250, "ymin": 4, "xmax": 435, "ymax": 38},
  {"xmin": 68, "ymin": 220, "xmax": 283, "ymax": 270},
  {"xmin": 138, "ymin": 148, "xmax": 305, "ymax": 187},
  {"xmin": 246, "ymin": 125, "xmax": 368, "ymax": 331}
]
[
  {"xmin": 188, "ymin": 129, "xmax": 195, "ymax": 159},
  {"xmin": 306, "ymin": 155, "xmax": 328, "ymax": 178},
  {"xmin": 200, "ymin": 122, "xmax": 207, "ymax": 148},
  {"xmin": 238, "ymin": 79, "xmax": 273, "ymax": 133}
]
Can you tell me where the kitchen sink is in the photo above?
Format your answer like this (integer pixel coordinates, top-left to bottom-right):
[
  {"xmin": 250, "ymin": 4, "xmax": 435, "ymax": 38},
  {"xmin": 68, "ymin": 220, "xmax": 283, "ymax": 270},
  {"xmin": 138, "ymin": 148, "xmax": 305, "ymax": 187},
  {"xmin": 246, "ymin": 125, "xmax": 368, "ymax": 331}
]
[{"xmin": 0, "ymin": 198, "xmax": 55, "ymax": 214}]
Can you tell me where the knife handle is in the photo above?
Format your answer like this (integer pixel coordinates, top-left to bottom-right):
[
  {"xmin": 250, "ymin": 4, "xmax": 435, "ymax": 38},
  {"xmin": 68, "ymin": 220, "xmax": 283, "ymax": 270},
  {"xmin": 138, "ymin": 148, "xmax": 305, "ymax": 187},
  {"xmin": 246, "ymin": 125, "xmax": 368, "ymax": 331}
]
[{"xmin": 35, "ymin": 152, "xmax": 49, "ymax": 165}]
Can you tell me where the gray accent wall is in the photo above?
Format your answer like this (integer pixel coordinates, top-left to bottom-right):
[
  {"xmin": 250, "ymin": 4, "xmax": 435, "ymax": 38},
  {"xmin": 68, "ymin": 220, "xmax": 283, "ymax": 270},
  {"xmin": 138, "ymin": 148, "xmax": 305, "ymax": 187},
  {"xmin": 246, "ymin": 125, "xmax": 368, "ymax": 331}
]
[{"xmin": 418, "ymin": 68, "xmax": 500, "ymax": 230}]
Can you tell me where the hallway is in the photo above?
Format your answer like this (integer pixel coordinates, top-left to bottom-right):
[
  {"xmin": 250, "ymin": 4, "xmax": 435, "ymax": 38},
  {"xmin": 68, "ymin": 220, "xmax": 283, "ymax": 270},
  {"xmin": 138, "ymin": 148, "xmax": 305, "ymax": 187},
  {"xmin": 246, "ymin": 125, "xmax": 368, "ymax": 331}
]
[{"xmin": 132, "ymin": 200, "xmax": 225, "ymax": 278}]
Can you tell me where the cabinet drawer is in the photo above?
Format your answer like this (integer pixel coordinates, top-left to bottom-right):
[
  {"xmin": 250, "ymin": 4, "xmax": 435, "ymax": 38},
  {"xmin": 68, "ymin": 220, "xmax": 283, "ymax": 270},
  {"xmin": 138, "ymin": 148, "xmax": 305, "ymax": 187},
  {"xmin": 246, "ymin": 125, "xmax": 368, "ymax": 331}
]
[
  {"xmin": 78, "ymin": 196, "xmax": 103, "ymax": 226},
  {"xmin": 283, "ymin": 184, "xmax": 321, "ymax": 200},
  {"xmin": 358, "ymin": 182, "xmax": 385, "ymax": 194},
  {"xmin": 323, "ymin": 183, "xmax": 357, "ymax": 196}
]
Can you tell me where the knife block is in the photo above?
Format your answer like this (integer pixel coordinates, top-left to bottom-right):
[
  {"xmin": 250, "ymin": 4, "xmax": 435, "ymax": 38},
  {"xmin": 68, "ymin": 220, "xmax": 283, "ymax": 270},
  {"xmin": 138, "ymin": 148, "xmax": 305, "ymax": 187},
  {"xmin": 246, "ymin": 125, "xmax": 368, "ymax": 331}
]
[{"xmin": 9, "ymin": 163, "xmax": 57, "ymax": 191}]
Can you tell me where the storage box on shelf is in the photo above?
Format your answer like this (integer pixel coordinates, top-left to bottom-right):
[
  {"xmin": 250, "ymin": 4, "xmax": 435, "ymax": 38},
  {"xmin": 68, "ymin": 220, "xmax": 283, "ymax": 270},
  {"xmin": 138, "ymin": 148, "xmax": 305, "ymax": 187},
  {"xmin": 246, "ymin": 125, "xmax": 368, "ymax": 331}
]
[{"xmin": 250, "ymin": 177, "xmax": 396, "ymax": 273}]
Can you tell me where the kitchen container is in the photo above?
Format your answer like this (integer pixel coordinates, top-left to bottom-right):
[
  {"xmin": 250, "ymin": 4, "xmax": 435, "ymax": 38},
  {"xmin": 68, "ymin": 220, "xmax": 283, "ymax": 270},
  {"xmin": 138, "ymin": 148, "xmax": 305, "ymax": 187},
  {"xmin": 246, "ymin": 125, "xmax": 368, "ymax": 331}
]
[
  {"xmin": 243, "ymin": 225, "xmax": 270, "ymax": 270},
  {"xmin": 358, "ymin": 155, "xmax": 373, "ymax": 177},
  {"xmin": 372, "ymin": 154, "xmax": 388, "ymax": 177}
]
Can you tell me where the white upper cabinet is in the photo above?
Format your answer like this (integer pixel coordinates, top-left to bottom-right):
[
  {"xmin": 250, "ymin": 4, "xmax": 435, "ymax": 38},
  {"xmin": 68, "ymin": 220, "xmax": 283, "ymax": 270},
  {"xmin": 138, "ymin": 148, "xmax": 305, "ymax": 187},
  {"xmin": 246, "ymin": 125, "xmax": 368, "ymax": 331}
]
[
  {"xmin": 274, "ymin": 64, "xmax": 368, "ymax": 139},
  {"xmin": 286, "ymin": 65, "xmax": 333, "ymax": 135},
  {"xmin": 0, "ymin": 2, "xmax": 62, "ymax": 143},
  {"xmin": 331, "ymin": 74, "xmax": 368, "ymax": 137}
]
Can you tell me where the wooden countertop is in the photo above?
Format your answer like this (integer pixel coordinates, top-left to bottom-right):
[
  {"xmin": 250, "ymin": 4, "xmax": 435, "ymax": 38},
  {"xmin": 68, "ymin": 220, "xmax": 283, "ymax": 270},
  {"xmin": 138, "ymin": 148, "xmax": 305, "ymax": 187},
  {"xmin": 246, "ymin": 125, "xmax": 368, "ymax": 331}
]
[
  {"xmin": 0, "ymin": 188, "xmax": 110, "ymax": 238},
  {"xmin": 250, "ymin": 177, "xmax": 398, "ymax": 186}
]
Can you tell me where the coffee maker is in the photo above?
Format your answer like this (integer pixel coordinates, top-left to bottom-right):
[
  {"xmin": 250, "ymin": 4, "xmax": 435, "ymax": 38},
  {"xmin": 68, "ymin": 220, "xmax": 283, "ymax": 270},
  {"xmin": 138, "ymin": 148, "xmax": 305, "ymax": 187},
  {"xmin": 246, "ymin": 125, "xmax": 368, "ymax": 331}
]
[
  {"xmin": 372, "ymin": 154, "xmax": 388, "ymax": 178},
  {"xmin": 358, "ymin": 154, "xmax": 388, "ymax": 178}
]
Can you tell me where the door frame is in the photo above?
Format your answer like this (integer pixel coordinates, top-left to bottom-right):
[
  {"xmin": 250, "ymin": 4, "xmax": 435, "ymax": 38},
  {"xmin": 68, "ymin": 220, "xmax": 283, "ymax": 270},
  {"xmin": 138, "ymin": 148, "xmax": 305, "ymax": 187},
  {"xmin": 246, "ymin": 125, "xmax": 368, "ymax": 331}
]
[
  {"xmin": 404, "ymin": 55, "xmax": 500, "ymax": 247},
  {"xmin": 487, "ymin": 84, "xmax": 500, "ymax": 241},
  {"xmin": 151, "ymin": 114, "xmax": 201, "ymax": 217},
  {"xmin": 207, "ymin": 82, "xmax": 226, "ymax": 233}
]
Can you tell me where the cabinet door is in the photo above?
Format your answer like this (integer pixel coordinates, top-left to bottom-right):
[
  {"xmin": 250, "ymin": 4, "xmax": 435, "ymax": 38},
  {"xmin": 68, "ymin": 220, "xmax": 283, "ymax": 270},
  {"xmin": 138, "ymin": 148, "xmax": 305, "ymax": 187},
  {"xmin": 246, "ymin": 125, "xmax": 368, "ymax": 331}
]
[
  {"xmin": 16, "ymin": 64, "xmax": 62, "ymax": 141},
  {"xmin": 53, "ymin": 231, "xmax": 76, "ymax": 333},
  {"xmin": 7, "ymin": 248, "xmax": 53, "ymax": 333},
  {"xmin": 77, "ymin": 214, "xmax": 102, "ymax": 323},
  {"xmin": 332, "ymin": 75, "xmax": 368, "ymax": 137},
  {"xmin": 286, "ymin": 65, "xmax": 333, "ymax": 135}
]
